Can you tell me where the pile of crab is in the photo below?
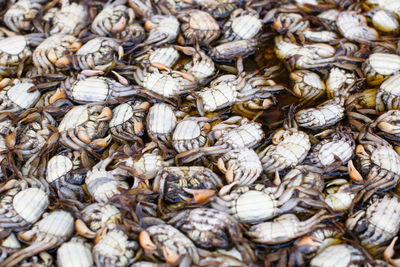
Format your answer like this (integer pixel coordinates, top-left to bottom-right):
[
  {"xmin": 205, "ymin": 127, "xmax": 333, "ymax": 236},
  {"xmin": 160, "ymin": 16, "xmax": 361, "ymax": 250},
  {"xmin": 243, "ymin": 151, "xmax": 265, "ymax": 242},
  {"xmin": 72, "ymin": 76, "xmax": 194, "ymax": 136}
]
[{"xmin": 3, "ymin": 0, "xmax": 400, "ymax": 266}]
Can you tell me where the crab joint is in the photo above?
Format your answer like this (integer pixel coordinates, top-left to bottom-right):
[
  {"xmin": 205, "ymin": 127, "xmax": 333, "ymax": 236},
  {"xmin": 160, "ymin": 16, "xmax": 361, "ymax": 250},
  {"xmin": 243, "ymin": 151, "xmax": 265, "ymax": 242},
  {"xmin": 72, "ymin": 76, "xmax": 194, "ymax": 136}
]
[{"xmin": 139, "ymin": 230, "xmax": 157, "ymax": 254}]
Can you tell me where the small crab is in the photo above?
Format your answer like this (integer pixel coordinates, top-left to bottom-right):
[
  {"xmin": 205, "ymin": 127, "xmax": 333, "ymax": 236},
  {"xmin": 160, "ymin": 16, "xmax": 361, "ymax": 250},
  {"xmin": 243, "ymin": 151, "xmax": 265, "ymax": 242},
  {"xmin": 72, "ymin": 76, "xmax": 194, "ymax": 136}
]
[
  {"xmin": 146, "ymin": 103, "xmax": 177, "ymax": 148},
  {"xmin": 309, "ymin": 244, "xmax": 366, "ymax": 267},
  {"xmin": 210, "ymin": 39, "xmax": 260, "ymax": 61},
  {"xmin": 42, "ymin": 0, "xmax": 88, "ymax": 36},
  {"xmin": 247, "ymin": 211, "xmax": 331, "ymax": 245},
  {"xmin": 172, "ymin": 116, "xmax": 211, "ymax": 153},
  {"xmin": 0, "ymin": 78, "xmax": 40, "ymax": 113},
  {"xmin": 336, "ymin": 11, "xmax": 379, "ymax": 41},
  {"xmin": 4, "ymin": 0, "xmax": 46, "ymax": 33},
  {"xmin": 363, "ymin": 53, "xmax": 400, "ymax": 86},
  {"xmin": 32, "ymin": 33, "xmax": 81, "ymax": 74},
  {"xmin": 222, "ymin": 8, "xmax": 262, "ymax": 41},
  {"xmin": 153, "ymin": 166, "xmax": 223, "ymax": 204},
  {"xmin": 139, "ymin": 221, "xmax": 200, "ymax": 265},
  {"xmin": 178, "ymin": 10, "xmax": 220, "ymax": 45},
  {"xmin": 212, "ymin": 183, "xmax": 328, "ymax": 224},
  {"xmin": 134, "ymin": 64, "xmax": 197, "ymax": 98},
  {"xmin": 135, "ymin": 46, "xmax": 180, "ymax": 69},
  {"xmin": 57, "ymin": 104, "xmax": 112, "ymax": 154},
  {"xmin": 85, "ymin": 156, "xmax": 129, "ymax": 203},
  {"xmin": 46, "ymin": 150, "xmax": 90, "ymax": 200},
  {"xmin": 110, "ymin": 100, "xmax": 150, "ymax": 143},
  {"xmin": 55, "ymin": 70, "xmax": 138, "ymax": 104},
  {"xmin": 259, "ymin": 126, "xmax": 311, "ymax": 173},
  {"xmin": 75, "ymin": 37, "xmax": 123, "ymax": 71},
  {"xmin": 0, "ymin": 34, "xmax": 43, "ymax": 76},
  {"xmin": 93, "ymin": 225, "xmax": 139, "ymax": 266},
  {"xmin": 1, "ymin": 210, "xmax": 74, "ymax": 266},
  {"xmin": 347, "ymin": 195, "xmax": 400, "ymax": 251},
  {"xmin": 141, "ymin": 15, "xmax": 180, "ymax": 47},
  {"xmin": 91, "ymin": 0, "xmax": 135, "ymax": 37},
  {"xmin": 57, "ymin": 237, "xmax": 93, "ymax": 267},
  {"xmin": 289, "ymin": 70, "xmax": 325, "ymax": 103},
  {"xmin": 217, "ymin": 147, "xmax": 262, "ymax": 186},
  {"xmin": 376, "ymin": 73, "xmax": 400, "ymax": 111}
]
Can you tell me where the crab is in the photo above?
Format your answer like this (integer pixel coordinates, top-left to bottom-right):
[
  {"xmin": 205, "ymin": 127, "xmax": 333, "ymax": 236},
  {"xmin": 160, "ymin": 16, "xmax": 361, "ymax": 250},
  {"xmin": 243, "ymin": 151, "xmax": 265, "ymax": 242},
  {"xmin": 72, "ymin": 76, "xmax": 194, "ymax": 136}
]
[
  {"xmin": 363, "ymin": 53, "xmax": 400, "ymax": 86},
  {"xmin": 42, "ymin": 0, "xmax": 88, "ymax": 36},
  {"xmin": 211, "ymin": 183, "xmax": 329, "ymax": 224},
  {"xmin": 178, "ymin": 10, "xmax": 220, "ymax": 45},
  {"xmin": 141, "ymin": 15, "xmax": 180, "ymax": 47},
  {"xmin": 153, "ymin": 166, "xmax": 223, "ymax": 204},
  {"xmin": 33, "ymin": 33, "xmax": 82, "ymax": 74},
  {"xmin": 1, "ymin": 210, "xmax": 74, "ymax": 266},
  {"xmin": 57, "ymin": 237, "xmax": 93, "ymax": 267},
  {"xmin": 172, "ymin": 116, "xmax": 211, "ymax": 153},
  {"xmin": 0, "ymin": 78, "xmax": 40, "ymax": 113},
  {"xmin": 3, "ymin": 0, "xmax": 46, "ymax": 33},
  {"xmin": 222, "ymin": 8, "xmax": 262, "ymax": 41},
  {"xmin": 110, "ymin": 100, "xmax": 150, "ymax": 143},
  {"xmin": 57, "ymin": 104, "xmax": 112, "ymax": 155},
  {"xmin": 376, "ymin": 73, "xmax": 400, "ymax": 111}
]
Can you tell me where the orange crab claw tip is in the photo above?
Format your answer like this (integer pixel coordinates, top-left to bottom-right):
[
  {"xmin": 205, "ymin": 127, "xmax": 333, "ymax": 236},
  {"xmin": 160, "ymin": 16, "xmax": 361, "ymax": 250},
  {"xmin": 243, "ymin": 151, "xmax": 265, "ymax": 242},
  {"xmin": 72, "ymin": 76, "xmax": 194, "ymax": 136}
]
[
  {"xmin": 162, "ymin": 246, "xmax": 182, "ymax": 265},
  {"xmin": 111, "ymin": 17, "xmax": 126, "ymax": 33},
  {"xmin": 97, "ymin": 107, "xmax": 113, "ymax": 121},
  {"xmin": 217, "ymin": 158, "xmax": 226, "ymax": 172},
  {"xmin": 69, "ymin": 41, "xmax": 82, "ymax": 52},
  {"xmin": 219, "ymin": 182, "xmax": 238, "ymax": 196},
  {"xmin": 378, "ymin": 121, "xmax": 399, "ymax": 134},
  {"xmin": 77, "ymin": 129, "xmax": 91, "ymax": 144},
  {"xmin": 94, "ymin": 227, "xmax": 108, "ymax": 244},
  {"xmin": 296, "ymin": 235, "xmax": 321, "ymax": 247},
  {"xmin": 75, "ymin": 219, "xmax": 96, "ymax": 239},
  {"xmin": 348, "ymin": 160, "xmax": 363, "ymax": 182},
  {"xmin": 47, "ymin": 49, "xmax": 58, "ymax": 63},
  {"xmin": 17, "ymin": 230, "xmax": 35, "ymax": 242},
  {"xmin": 49, "ymin": 89, "xmax": 67, "ymax": 104},
  {"xmin": 5, "ymin": 128, "xmax": 18, "ymax": 148},
  {"xmin": 81, "ymin": 69, "xmax": 104, "ymax": 77},
  {"xmin": 0, "ymin": 78, "xmax": 11, "ymax": 88},
  {"xmin": 112, "ymin": 71, "xmax": 129, "ymax": 87},
  {"xmin": 355, "ymin": 144, "xmax": 368, "ymax": 158},
  {"xmin": 225, "ymin": 166, "xmax": 234, "ymax": 183},
  {"xmin": 177, "ymin": 71, "xmax": 196, "ymax": 83},
  {"xmin": 144, "ymin": 20, "xmax": 157, "ymax": 30},
  {"xmin": 262, "ymin": 98, "xmax": 273, "ymax": 109},
  {"xmin": 91, "ymin": 135, "xmax": 112, "ymax": 149},
  {"xmin": 139, "ymin": 231, "xmax": 157, "ymax": 253},
  {"xmin": 150, "ymin": 62, "xmax": 170, "ymax": 71},
  {"xmin": 384, "ymin": 237, "xmax": 398, "ymax": 261},
  {"xmin": 55, "ymin": 56, "xmax": 71, "ymax": 68},
  {"xmin": 183, "ymin": 188, "xmax": 216, "ymax": 203}
]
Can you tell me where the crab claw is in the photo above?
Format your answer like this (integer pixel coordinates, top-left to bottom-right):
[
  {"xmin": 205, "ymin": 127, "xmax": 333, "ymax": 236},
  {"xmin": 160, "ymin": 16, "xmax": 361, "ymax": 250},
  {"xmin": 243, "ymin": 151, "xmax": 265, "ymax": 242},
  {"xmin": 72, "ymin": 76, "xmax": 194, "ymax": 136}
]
[
  {"xmin": 77, "ymin": 129, "xmax": 91, "ymax": 144},
  {"xmin": 0, "ymin": 78, "xmax": 11, "ymax": 89},
  {"xmin": 182, "ymin": 188, "xmax": 216, "ymax": 203},
  {"xmin": 163, "ymin": 246, "xmax": 183, "ymax": 265},
  {"xmin": 112, "ymin": 71, "xmax": 129, "ymax": 87},
  {"xmin": 5, "ymin": 128, "xmax": 17, "ymax": 149},
  {"xmin": 81, "ymin": 69, "xmax": 104, "ymax": 77},
  {"xmin": 69, "ymin": 41, "xmax": 82, "ymax": 52},
  {"xmin": 173, "ymin": 70, "xmax": 196, "ymax": 83},
  {"xmin": 97, "ymin": 107, "xmax": 113, "ymax": 121},
  {"xmin": 144, "ymin": 20, "xmax": 157, "ymax": 30},
  {"xmin": 47, "ymin": 49, "xmax": 58, "ymax": 63},
  {"xmin": 17, "ymin": 230, "xmax": 35, "ymax": 242},
  {"xmin": 225, "ymin": 165, "xmax": 235, "ymax": 184},
  {"xmin": 91, "ymin": 135, "xmax": 112, "ymax": 150},
  {"xmin": 378, "ymin": 121, "xmax": 400, "ymax": 135},
  {"xmin": 75, "ymin": 219, "xmax": 96, "ymax": 239},
  {"xmin": 49, "ymin": 88, "xmax": 67, "ymax": 104},
  {"xmin": 348, "ymin": 160, "xmax": 363, "ymax": 182},
  {"xmin": 54, "ymin": 56, "xmax": 71, "ymax": 68},
  {"xmin": 139, "ymin": 230, "xmax": 157, "ymax": 254},
  {"xmin": 111, "ymin": 16, "xmax": 127, "ymax": 33},
  {"xmin": 384, "ymin": 237, "xmax": 400, "ymax": 266},
  {"xmin": 296, "ymin": 235, "xmax": 321, "ymax": 248},
  {"xmin": 355, "ymin": 144, "xmax": 369, "ymax": 158},
  {"xmin": 151, "ymin": 62, "xmax": 171, "ymax": 72}
]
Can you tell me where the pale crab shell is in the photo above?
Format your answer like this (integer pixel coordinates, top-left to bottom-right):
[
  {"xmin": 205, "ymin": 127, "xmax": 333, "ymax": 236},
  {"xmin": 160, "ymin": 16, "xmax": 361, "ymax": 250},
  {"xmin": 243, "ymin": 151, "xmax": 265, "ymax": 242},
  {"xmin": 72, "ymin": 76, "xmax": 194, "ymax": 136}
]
[
  {"xmin": 1, "ymin": 79, "xmax": 40, "ymax": 110},
  {"xmin": 146, "ymin": 103, "xmax": 177, "ymax": 137},
  {"xmin": 85, "ymin": 168, "xmax": 129, "ymax": 203},
  {"xmin": 58, "ymin": 105, "xmax": 90, "ymax": 132},
  {"xmin": 4, "ymin": 0, "xmax": 44, "ymax": 32},
  {"xmin": 109, "ymin": 103, "xmax": 137, "ymax": 128},
  {"xmin": 181, "ymin": 10, "xmax": 220, "ymax": 44},
  {"xmin": 215, "ymin": 119, "xmax": 264, "ymax": 149},
  {"xmin": 225, "ymin": 14, "xmax": 262, "ymax": 40},
  {"xmin": 364, "ymin": 53, "xmax": 400, "ymax": 85},
  {"xmin": 147, "ymin": 46, "xmax": 179, "ymax": 68},
  {"xmin": 303, "ymin": 30, "xmax": 338, "ymax": 43},
  {"xmin": 91, "ymin": 3, "xmax": 133, "ymax": 36},
  {"xmin": 309, "ymin": 244, "xmax": 365, "ymax": 267},
  {"xmin": 145, "ymin": 224, "xmax": 200, "ymax": 264},
  {"xmin": 336, "ymin": 11, "xmax": 378, "ymax": 41},
  {"xmin": 145, "ymin": 15, "xmax": 180, "ymax": 45},
  {"xmin": 220, "ymin": 148, "xmax": 262, "ymax": 186},
  {"xmin": 172, "ymin": 118, "xmax": 206, "ymax": 153},
  {"xmin": 371, "ymin": 9, "xmax": 399, "ymax": 33},
  {"xmin": 93, "ymin": 229, "xmax": 138, "ymax": 266},
  {"xmin": 47, "ymin": 3, "xmax": 88, "ymax": 35},
  {"xmin": 261, "ymin": 128, "xmax": 311, "ymax": 173},
  {"xmin": 326, "ymin": 67, "xmax": 354, "ymax": 98},
  {"xmin": 309, "ymin": 137, "xmax": 354, "ymax": 168},
  {"xmin": 81, "ymin": 203, "xmax": 121, "ymax": 232},
  {"xmin": 371, "ymin": 144, "xmax": 400, "ymax": 174},
  {"xmin": 0, "ymin": 35, "xmax": 30, "ymax": 61},
  {"xmin": 118, "ymin": 152, "xmax": 165, "ymax": 179},
  {"xmin": 12, "ymin": 188, "xmax": 49, "ymax": 224},
  {"xmin": 325, "ymin": 184, "xmax": 356, "ymax": 211},
  {"xmin": 197, "ymin": 81, "xmax": 238, "ymax": 113},
  {"xmin": 296, "ymin": 99, "xmax": 345, "ymax": 130},
  {"xmin": 57, "ymin": 238, "xmax": 93, "ymax": 267},
  {"xmin": 46, "ymin": 154, "xmax": 74, "ymax": 183},
  {"xmin": 290, "ymin": 70, "xmax": 325, "ymax": 100},
  {"xmin": 377, "ymin": 73, "xmax": 400, "ymax": 110},
  {"xmin": 35, "ymin": 210, "xmax": 74, "ymax": 238}
]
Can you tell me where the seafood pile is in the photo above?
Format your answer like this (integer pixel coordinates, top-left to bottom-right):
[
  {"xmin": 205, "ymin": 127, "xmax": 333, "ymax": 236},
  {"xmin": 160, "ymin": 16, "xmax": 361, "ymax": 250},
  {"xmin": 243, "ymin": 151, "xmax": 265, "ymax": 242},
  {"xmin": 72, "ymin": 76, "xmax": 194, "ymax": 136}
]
[{"xmin": 2, "ymin": 0, "xmax": 400, "ymax": 266}]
